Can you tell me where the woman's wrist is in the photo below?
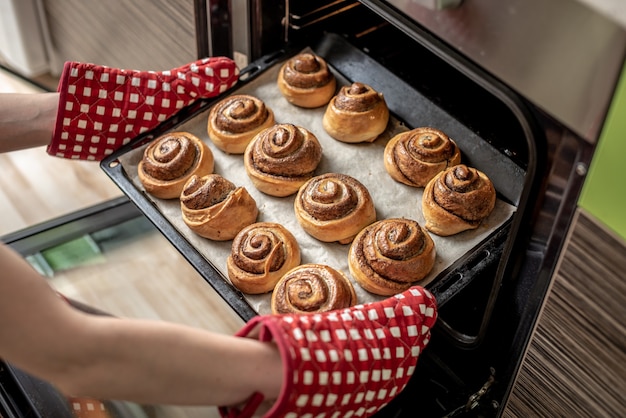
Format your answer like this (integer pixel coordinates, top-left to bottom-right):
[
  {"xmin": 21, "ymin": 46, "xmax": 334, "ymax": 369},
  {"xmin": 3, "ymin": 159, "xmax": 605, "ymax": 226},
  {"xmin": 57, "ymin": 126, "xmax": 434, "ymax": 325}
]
[{"xmin": 0, "ymin": 92, "xmax": 59, "ymax": 153}]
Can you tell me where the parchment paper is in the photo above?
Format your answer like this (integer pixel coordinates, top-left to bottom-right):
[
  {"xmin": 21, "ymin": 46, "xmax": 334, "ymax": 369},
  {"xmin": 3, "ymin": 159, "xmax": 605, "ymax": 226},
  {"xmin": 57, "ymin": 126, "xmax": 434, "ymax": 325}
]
[{"xmin": 117, "ymin": 51, "xmax": 516, "ymax": 315}]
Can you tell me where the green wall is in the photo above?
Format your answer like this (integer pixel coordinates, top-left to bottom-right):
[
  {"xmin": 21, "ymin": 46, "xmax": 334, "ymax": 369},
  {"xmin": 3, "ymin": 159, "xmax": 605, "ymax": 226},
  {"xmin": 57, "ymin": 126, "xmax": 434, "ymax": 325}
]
[{"xmin": 579, "ymin": 61, "xmax": 626, "ymax": 242}]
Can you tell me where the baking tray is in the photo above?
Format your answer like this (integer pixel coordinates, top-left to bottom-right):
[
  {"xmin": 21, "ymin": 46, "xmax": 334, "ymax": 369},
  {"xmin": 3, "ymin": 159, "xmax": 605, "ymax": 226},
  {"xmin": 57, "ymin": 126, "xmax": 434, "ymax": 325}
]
[{"xmin": 101, "ymin": 33, "xmax": 525, "ymax": 321}]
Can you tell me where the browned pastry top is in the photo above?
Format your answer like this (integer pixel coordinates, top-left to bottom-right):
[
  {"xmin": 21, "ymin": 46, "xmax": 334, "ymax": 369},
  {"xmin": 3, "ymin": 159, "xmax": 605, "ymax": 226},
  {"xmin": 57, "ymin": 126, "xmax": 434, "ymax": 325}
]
[
  {"xmin": 180, "ymin": 173, "xmax": 259, "ymax": 241},
  {"xmin": 281, "ymin": 53, "xmax": 334, "ymax": 89},
  {"xmin": 211, "ymin": 94, "xmax": 272, "ymax": 134},
  {"xmin": 298, "ymin": 173, "xmax": 362, "ymax": 221},
  {"xmin": 294, "ymin": 172, "xmax": 376, "ymax": 243},
  {"xmin": 333, "ymin": 82, "xmax": 384, "ymax": 112},
  {"xmin": 402, "ymin": 127, "xmax": 458, "ymax": 163},
  {"xmin": 433, "ymin": 164, "xmax": 496, "ymax": 222},
  {"xmin": 141, "ymin": 132, "xmax": 202, "ymax": 180},
  {"xmin": 247, "ymin": 124, "xmax": 322, "ymax": 177},
  {"xmin": 180, "ymin": 174, "xmax": 235, "ymax": 210},
  {"xmin": 230, "ymin": 223, "xmax": 293, "ymax": 274},
  {"xmin": 227, "ymin": 222, "xmax": 301, "ymax": 294},
  {"xmin": 351, "ymin": 218, "xmax": 435, "ymax": 284},
  {"xmin": 384, "ymin": 127, "xmax": 462, "ymax": 188},
  {"xmin": 271, "ymin": 264, "xmax": 357, "ymax": 314}
]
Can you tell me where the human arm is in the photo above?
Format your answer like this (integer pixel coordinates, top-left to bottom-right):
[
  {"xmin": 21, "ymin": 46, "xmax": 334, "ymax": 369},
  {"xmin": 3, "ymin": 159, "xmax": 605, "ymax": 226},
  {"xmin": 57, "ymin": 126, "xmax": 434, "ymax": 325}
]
[
  {"xmin": 0, "ymin": 93, "xmax": 59, "ymax": 153},
  {"xmin": 2, "ymin": 58, "xmax": 239, "ymax": 160},
  {"xmin": 0, "ymin": 243, "xmax": 283, "ymax": 407},
  {"xmin": 0, "ymin": 57, "xmax": 439, "ymax": 417}
]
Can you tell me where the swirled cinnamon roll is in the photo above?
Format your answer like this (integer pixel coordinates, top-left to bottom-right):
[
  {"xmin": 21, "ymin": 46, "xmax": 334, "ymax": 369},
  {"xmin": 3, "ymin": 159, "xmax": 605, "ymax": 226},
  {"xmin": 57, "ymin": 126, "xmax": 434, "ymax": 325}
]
[
  {"xmin": 422, "ymin": 164, "xmax": 496, "ymax": 236},
  {"xmin": 384, "ymin": 127, "xmax": 461, "ymax": 187},
  {"xmin": 244, "ymin": 123, "xmax": 323, "ymax": 197},
  {"xmin": 277, "ymin": 53, "xmax": 336, "ymax": 108},
  {"xmin": 322, "ymin": 82, "xmax": 389, "ymax": 143},
  {"xmin": 207, "ymin": 94, "xmax": 275, "ymax": 154},
  {"xmin": 227, "ymin": 222, "xmax": 301, "ymax": 294},
  {"xmin": 180, "ymin": 174, "xmax": 258, "ymax": 241},
  {"xmin": 138, "ymin": 132, "xmax": 214, "ymax": 199},
  {"xmin": 294, "ymin": 173, "xmax": 376, "ymax": 244},
  {"xmin": 348, "ymin": 218, "xmax": 436, "ymax": 296},
  {"xmin": 271, "ymin": 264, "xmax": 357, "ymax": 315}
]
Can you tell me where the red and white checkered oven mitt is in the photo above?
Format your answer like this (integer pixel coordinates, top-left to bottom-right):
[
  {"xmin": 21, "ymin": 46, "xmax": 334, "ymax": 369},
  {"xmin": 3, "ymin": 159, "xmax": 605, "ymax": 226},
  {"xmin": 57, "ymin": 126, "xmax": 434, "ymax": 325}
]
[
  {"xmin": 47, "ymin": 57, "xmax": 239, "ymax": 161},
  {"xmin": 220, "ymin": 286, "xmax": 438, "ymax": 418}
]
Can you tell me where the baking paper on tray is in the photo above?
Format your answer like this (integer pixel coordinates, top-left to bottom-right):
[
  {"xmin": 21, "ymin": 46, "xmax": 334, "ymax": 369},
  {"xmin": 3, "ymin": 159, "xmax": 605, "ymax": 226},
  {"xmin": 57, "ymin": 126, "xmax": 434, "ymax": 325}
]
[{"xmin": 117, "ymin": 50, "xmax": 516, "ymax": 315}]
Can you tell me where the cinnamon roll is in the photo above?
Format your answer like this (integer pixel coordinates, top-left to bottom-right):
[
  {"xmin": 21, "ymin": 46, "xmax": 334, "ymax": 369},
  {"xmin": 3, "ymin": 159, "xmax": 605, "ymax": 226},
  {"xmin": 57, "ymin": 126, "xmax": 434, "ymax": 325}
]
[
  {"xmin": 271, "ymin": 264, "xmax": 357, "ymax": 315},
  {"xmin": 348, "ymin": 218, "xmax": 436, "ymax": 296},
  {"xmin": 207, "ymin": 94, "xmax": 275, "ymax": 154},
  {"xmin": 180, "ymin": 174, "xmax": 259, "ymax": 241},
  {"xmin": 244, "ymin": 123, "xmax": 323, "ymax": 197},
  {"xmin": 138, "ymin": 132, "xmax": 214, "ymax": 199},
  {"xmin": 227, "ymin": 222, "xmax": 301, "ymax": 294},
  {"xmin": 384, "ymin": 127, "xmax": 461, "ymax": 187},
  {"xmin": 294, "ymin": 173, "xmax": 376, "ymax": 244},
  {"xmin": 277, "ymin": 52, "xmax": 336, "ymax": 108},
  {"xmin": 322, "ymin": 82, "xmax": 389, "ymax": 143},
  {"xmin": 422, "ymin": 164, "xmax": 496, "ymax": 236}
]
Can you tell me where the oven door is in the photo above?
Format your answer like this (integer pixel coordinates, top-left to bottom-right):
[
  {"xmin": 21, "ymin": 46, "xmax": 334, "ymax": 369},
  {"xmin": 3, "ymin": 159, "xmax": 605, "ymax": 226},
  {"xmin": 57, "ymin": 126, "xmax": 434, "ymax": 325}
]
[{"xmin": 0, "ymin": 361, "xmax": 72, "ymax": 418}]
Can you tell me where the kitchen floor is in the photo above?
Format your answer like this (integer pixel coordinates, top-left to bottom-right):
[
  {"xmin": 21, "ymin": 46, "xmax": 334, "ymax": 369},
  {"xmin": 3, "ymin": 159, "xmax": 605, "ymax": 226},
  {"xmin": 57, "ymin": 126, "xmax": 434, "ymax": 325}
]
[{"xmin": 1, "ymin": 67, "xmax": 243, "ymax": 417}]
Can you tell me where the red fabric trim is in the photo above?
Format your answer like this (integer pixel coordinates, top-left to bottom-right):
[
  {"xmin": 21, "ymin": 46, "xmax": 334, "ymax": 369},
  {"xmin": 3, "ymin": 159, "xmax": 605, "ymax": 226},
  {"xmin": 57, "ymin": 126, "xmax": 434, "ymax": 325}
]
[{"xmin": 48, "ymin": 61, "xmax": 73, "ymax": 158}]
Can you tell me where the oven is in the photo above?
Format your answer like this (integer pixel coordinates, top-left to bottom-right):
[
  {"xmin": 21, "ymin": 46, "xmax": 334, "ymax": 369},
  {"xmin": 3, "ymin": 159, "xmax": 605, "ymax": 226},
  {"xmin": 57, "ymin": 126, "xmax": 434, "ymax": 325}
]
[
  {"xmin": 2, "ymin": 1, "xmax": 624, "ymax": 417},
  {"xmin": 190, "ymin": 1, "xmax": 626, "ymax": 416}
]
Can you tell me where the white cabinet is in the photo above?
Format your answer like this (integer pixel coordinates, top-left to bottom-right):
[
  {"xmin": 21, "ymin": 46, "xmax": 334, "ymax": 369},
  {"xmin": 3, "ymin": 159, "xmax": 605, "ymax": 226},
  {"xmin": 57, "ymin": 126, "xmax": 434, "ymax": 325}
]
[{"xmin": 0, "ymin": 0, "xmax": 50, "ymax": 76}]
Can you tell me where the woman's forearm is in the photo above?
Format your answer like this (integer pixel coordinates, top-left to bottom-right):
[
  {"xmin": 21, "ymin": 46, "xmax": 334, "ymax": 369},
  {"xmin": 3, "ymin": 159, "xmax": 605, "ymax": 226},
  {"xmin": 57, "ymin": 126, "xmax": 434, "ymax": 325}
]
[
  {"xmin": 0, "ymin": 243, "xmax": 282, "ymax": 407},
  {"xmin": 0, "ymin": 91, "xmax": 284, "ymax": 408},
  {"xmin": 54, "ymin": 313, "xmax": 282, "ymax": 406},
  {"xmin": 0, "ymin": 93, "xmax": 59, "ymax": 153}
]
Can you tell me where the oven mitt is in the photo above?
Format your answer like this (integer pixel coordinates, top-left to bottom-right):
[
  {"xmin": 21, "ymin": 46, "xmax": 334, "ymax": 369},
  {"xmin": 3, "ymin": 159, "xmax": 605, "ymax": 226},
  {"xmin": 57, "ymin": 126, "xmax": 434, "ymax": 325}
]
[
  {"xmin": 219, "ymin": 286, "xmax": 438, "ymax": 418},
  {"xmin": 66, "ymin": 397, "xmax": 114, "ymax": 418},
  {"xmin": 47, "ymin": 57, "xmax": 239, "ymax": 161}
]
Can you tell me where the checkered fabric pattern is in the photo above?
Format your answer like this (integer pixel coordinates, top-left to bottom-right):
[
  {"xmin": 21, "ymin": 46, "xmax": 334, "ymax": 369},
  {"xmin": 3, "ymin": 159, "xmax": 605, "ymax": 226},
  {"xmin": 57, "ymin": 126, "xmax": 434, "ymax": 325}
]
[
  {"xmin": 48, "ymin": 58, "xmax": 239, "ymax": 161},
  {"xmin": 220, "ymin": 286, "xmax": 438, "ymax": 418},
  {"xmin": 66, "ymin": 397, "xmax": 113, "ymax": 418}
]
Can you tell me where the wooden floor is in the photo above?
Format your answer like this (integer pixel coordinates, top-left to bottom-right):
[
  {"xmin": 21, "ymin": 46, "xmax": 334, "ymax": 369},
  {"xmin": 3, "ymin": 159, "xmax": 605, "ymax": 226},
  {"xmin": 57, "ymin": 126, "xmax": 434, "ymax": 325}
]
[
  {"xmin": 504, "ymin": 209, "xmax": 626, "ymax": 417},
  {"xmin": 1, "ymin": 68, "xmax": 243, "ymax": 417}
]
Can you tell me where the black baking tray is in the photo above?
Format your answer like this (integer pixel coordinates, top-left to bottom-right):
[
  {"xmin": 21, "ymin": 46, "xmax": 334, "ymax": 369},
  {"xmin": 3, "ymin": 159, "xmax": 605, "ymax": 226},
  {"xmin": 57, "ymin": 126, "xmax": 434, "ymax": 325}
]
[{"xmin": 101, "ymin": 33, "xmax": 538, "ymax": 344}]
